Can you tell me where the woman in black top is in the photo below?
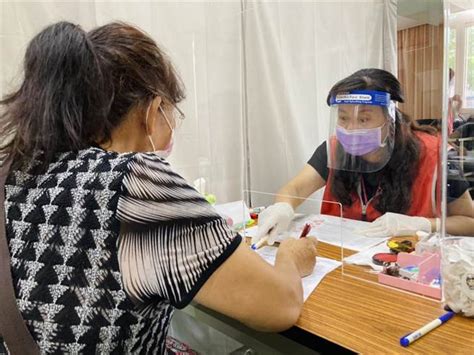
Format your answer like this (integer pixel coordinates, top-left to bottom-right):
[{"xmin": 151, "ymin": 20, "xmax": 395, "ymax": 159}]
[{"xmin": 252, "ymin": 69, "xmax": 473, "ymax": 246}]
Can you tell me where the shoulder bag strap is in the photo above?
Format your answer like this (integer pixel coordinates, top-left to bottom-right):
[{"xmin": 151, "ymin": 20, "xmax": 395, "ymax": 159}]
[{"xmin": 0, "ymin": 158, "xmax": 40, "ymax": 355}]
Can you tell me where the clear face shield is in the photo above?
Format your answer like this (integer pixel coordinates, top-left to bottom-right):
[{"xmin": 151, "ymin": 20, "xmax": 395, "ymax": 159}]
[{"xmin": 327, "ymin": 90, "xmax": 397, "ymax": 173}]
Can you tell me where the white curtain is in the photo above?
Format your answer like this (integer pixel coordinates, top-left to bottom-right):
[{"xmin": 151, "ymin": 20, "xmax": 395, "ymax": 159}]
[
  {"xmin": 0, "ymin": 0, "xmax": 397, "ymax": 204},
  {"xmin": 0, "ymin": 1, "xmax": 245, "ymax": 202},
  {"xmin": 243, "ymin": 0, "xmax": 397, "ymax": 199}
]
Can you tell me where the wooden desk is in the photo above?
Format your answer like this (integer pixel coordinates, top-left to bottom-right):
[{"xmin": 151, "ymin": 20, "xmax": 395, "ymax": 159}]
[
  {"xmin": 186, "ymin": 241, "xmax": 473, "ymax": 354},
  {"xmin": 297, "ymin": 242, "xmax": 474, "ymax": 354}
]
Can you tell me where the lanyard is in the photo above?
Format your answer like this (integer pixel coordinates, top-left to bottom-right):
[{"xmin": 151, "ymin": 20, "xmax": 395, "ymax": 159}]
[
  {"xmin": 358, "ymin": 175, "xmax": 381, "ymax": 220},
  {"xmin": 360, "ymin": 175, "xmax": 369, "ymax": 207}
]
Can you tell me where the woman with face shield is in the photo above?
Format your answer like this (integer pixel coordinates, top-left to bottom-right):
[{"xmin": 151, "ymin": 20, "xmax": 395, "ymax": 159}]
[
  {"xmin": 253, "ymin": 68, "xmax": 473, "ymax": 247},
  {"xmin": 0, "ymin": 22, "xmax": 317, "ymax": 354}
]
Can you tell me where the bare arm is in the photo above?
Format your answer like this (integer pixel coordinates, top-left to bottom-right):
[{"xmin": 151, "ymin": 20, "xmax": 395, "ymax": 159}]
[
  {"xmin": 445, "ymin": 191, "xmax": 473, "ymax": 236},
  {"xmin": 274, "ymin": 164, "xmax": 326, "ymax": 209},
  {"xmin": 119, "ymin": 155, "xmax": 317, "ymax": 332},
  {"xmin": 194, "ymin": 238, "xmax": 317, "ymax": 332},
  {"xmin": 426, "ymin": 191, "xmax": 474, "ymax": 236}
]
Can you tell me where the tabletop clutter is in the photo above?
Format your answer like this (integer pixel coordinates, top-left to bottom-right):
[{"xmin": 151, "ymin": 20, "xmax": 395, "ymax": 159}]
[
  {"xmin": 375, "ymin": 232, "xmax": 473, "ymax": 317},
  {"xmin": 212, "ymin": 198, "xmax": 473, "ymax": 318}
]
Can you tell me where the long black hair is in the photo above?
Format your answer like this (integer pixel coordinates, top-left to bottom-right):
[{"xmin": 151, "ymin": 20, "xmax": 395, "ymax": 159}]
[
  {"xmin": 327, "ymin": 68, "xmax": 436, "ymax": 214},
  {"xmin": 0, "ymin": 21, "xmax": 185, "ymax": 170}
]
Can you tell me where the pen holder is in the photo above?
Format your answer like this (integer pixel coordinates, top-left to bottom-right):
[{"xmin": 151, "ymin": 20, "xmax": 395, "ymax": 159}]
[{"xmin": 440, "ymin": 237, "xmax": 474, "ymax": 317}]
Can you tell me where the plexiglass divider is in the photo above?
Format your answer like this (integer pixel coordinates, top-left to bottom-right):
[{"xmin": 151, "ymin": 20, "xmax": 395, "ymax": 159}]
[
  {"xmin": 167, "ymin": 0, "xmax": 449, "ymax": 307},
  {"xmin": 235, "ymin": 190, "xmax": 443, "ymax": 303}
]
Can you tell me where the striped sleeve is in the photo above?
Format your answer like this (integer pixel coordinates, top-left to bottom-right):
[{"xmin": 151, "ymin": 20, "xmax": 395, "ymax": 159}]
[{"xmin": 116, "ymin": 153, "xmax": 241, "ymax": 308}]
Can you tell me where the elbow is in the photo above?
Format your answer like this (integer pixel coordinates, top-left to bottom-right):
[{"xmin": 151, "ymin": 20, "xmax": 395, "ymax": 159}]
[
  {"xmin": 266, "ymin": 297, "xmax": 303, "ymax": 332},
  {"xmin": 271, "ymin": 282, "xmax": 304, "ymax": 332},
  {"xmin": 243, "ymin": 300, "xmax": 303, "ymax": 333},
  {"xmin": 243, "ymin": 281, "xmax": 304, "ymax": 332}
]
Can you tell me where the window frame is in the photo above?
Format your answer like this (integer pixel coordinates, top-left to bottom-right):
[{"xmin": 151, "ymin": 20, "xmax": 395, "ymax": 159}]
[{"xmin": 449, "ymin": 9, "xmax": 474, "ymax": 115}]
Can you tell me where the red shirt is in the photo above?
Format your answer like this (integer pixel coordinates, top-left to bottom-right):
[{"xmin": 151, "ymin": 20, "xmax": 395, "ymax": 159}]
[{"xmin": 321, "ymin": 132, "xmax": 440, "ymax": 221}]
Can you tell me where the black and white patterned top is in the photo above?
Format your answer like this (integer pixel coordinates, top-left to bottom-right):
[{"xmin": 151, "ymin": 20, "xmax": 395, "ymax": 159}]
[{"xmin": 3, "ymin": 147, "xmax": 240, "ymax": 354}]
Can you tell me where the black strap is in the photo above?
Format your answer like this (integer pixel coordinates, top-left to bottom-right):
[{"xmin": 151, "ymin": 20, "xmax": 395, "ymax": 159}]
[{"xmin": 0, "ymin": 158, "xmax": 40, "ymax": 355}]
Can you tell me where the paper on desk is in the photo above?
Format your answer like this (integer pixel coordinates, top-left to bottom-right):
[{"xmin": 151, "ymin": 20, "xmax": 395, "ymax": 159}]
[
  {"xmin": 241, "ymin": 225, "xmax": 259, "ymax": 239},
  {"xmin": 343, "ymin": 241, "xmax": 390, "ymax": 271},
  {"xmin": 214, "ymin": 200, "xmax": 251, "ymax": 228},
  {"xmin": 270, "ymin": 214, "xmax": 385, "ymax": 251},
  {"xmin": 256, "ymin": 246, "xmax": 341, "ymax": 301}
]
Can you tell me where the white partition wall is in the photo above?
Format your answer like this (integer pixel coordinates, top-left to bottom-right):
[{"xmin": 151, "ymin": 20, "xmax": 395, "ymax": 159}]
[
  {"xmin": 0, "ymin": 1, "xmax": 396, "ymax": 204},
  {"xmin": 243, "ymin": 0, "xmax": 396, "ymax": 196}
]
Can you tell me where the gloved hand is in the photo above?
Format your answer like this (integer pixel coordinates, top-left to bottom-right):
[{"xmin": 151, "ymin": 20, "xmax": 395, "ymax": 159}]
[
  {"xmin": 252, "ymin": 202, "xmax": 294, "ymax": 246},
  {"xmin": 355, "ymin": 212, "xmax": 432, "ymax": 238}
]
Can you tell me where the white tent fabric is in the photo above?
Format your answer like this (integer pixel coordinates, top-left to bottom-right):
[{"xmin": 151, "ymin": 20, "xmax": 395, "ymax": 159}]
[
  {"xmin": 0, "ymin": 0, "xmax": 397, "ymax": 204},
  {"xmin": 0, "ymin": 1, "xmax": 244, "ymax": 203},
  {"xmin": 243, "ymin": 0, "xmax": 397, "ymax": 198}
]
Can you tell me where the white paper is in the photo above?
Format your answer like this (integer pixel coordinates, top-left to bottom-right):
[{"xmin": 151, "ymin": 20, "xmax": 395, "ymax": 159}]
[
  {"xmin": 214, "ymin": 200, "xmax": 251, "ymax": 228},
  {"xmin": 273, "ymin": 214, "xmax": 387, "ymax": 251},
  {"xmin": 343, "ymin": 241, "xmax": 389, "ymax": 271},
  {"xmin": 255, "ymin": 246, "xmax": 341, "ymax": 301},
  {"xmin": 241, "ymin": 225, "xmax": 259, "ymax": 239}
]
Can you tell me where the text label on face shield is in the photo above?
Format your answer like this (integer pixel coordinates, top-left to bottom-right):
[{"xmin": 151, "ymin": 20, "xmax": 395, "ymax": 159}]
[{"xmin": 330, "ymin": 90, "xmax": 390, "ymax": 106}]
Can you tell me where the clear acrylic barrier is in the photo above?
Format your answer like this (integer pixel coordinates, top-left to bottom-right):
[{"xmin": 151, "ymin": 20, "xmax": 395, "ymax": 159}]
[
  {"xmin": 238, "ymin": 191, "xmax": 444, "ymax": 303},
  {"xmin": 234, "ymin": 0, "xmax": 446, "ymax": 302},
  {"xmin": 90, "ymin": 0, "xmax": 450, "ymax": 310},
  {"xmin": 170, "ymin": 0, "xmax": 450, "ymax": 320}
]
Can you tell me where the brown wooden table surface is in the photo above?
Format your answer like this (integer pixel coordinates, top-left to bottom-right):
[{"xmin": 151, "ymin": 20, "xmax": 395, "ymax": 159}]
[{"xmin": 294, "ymin": 241, "xmax": 474, "ymax": 354}]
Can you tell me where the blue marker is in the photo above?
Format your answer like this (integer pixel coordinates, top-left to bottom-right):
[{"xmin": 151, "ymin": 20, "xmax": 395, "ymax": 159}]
[{"xmin": 400, "ymin": 311, "xmax": 455, "ymax": 347}]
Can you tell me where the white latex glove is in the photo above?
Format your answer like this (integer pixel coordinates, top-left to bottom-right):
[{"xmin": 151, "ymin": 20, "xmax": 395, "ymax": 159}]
[
  {"xmin": 252, "ymin": 202, "xmax": 294, "ymax": 246},
  {"xmin": 355, "ymin": 212, "xmax": 431, "ymax": 238}
]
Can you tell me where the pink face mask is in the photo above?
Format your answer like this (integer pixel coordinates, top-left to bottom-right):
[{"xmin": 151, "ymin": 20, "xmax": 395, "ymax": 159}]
[
  {"xmin": 146, "ymin": 103, "xmax": 175, "ymax": 158},
  {"xmin": 155, "ymin": 130, "xmax": 174, "ymax": 159}
]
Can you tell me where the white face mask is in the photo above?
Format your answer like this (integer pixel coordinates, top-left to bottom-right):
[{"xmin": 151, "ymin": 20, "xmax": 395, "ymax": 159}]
[{"xmin": 146, "ymin": 103, "xmax": 175, "ymax": 158}]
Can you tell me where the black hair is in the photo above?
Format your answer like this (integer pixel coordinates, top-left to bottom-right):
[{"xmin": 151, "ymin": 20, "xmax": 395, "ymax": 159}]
[
  {"xmin": 0, "ymin": 21, "xmax": 185, "ymax": 170},
  {"xmin": 1, "ymin": 22, "xmax": 111, "ymax": 169}
]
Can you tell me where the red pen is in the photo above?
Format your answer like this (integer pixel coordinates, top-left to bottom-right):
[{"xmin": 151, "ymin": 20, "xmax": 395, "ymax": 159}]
[{"xmin": 299, "ymin": 223, "xmax": 312, "ymax": 238}]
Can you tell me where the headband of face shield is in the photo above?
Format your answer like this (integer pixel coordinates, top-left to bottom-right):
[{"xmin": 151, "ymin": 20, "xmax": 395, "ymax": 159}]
[{"xmin": 327, "ymin": 90, "xmax": 396, "ymax": 173}]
